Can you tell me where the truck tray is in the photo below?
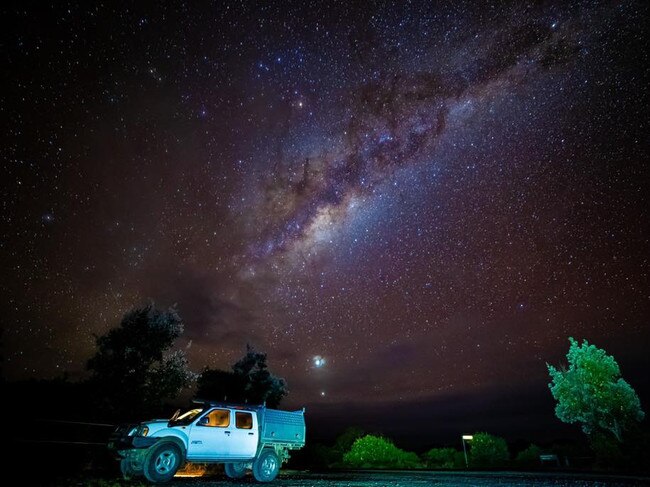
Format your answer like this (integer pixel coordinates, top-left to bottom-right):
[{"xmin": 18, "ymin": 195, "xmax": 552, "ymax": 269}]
[{"xmin": 259, "ymin": 408, "xmax": 305, "ymax": 446}]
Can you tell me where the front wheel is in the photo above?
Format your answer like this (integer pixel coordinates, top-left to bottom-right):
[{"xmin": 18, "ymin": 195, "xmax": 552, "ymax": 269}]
[
  {"xmin": 143, "ymin": 442, "xmax": 182, "ymax": 483},
  {"xmin": 252, "ymin": 449, "xmax": 280, "ymax": 482},
  {"xmin": 224, "ymin": 462, "xmax": 247, "ymax": 479}
]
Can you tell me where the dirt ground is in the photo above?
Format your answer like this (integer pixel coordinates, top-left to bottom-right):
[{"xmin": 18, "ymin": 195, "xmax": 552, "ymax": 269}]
[{"xmin": 163, "ymin": 470, "xmax": 649, "ymax": 486}]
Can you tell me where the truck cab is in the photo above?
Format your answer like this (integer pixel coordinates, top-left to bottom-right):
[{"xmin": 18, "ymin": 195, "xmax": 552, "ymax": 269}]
[{"xmin": 185, "ymin": 406, "xmax": 258, "ymax": 461}]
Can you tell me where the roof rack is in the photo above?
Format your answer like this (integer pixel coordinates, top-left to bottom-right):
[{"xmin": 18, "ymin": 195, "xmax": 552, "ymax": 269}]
[{"xmin": 192, "ymin": 398, "xmax": 265, "ymax": 410}]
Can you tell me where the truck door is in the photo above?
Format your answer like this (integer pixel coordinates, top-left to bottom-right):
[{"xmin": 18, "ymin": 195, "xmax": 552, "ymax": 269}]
[
  {"xmin": 186, "ymin": 408, "xmax": 233, "ymax": 460},
  {"xmin": 228, "ymin": 410, "xmax": 258, "ymax": 458}
]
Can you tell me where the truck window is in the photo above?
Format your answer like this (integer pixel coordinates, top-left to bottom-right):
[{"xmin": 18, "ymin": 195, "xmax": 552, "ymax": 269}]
[
  {"xmin": 169, "ymin": 408, "xmax": 203, "ymax": 426},
  {"xmin": 203, "ymin": 408, "xmax": 230, "ymax": 427},
  {"xmin": 235, "ymin": 411, "xmax": 253, "ymax": 429}
]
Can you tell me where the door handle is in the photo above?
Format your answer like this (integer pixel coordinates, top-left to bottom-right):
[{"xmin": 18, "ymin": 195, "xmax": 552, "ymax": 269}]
[
  {"xmin": 248, "ymin": 432, "xmax": 254, "ymax": 436},
  {"xmin": 224, "ymin": 431, "xmax": 231, "ymax": 435}
]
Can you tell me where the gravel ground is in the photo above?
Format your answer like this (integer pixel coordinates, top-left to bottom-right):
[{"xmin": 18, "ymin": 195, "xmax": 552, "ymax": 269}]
[{"xmin": 165, "ymin": 470, "xmax": 650, "ymax": 487}]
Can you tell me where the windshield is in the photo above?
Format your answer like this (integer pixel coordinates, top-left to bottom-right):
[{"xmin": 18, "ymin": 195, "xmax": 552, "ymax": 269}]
[{"xmin": 169, "ymin": 408, "xmax": 204, "ymax": 426}]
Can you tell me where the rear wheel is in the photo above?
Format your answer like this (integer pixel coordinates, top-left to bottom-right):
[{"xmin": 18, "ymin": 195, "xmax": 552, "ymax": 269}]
[
  {"xmin": 224, "ymin": 462, "xmax": 247, "ymax": 479},
  {"xmin": 143, "ymin": 442, "xmax": 182, "ymax": 483},
  {"xmin": 252, "ymin": 449, "xmax": 280, "ymax": 482}
]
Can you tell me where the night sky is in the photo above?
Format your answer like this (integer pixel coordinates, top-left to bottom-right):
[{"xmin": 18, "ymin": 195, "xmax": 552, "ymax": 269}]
[{"xmin": 2, "ymin": 1, "xmax": 648, "ymax": 443}]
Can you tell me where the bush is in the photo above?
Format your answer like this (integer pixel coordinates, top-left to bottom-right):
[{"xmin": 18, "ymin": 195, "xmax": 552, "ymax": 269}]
[
  {"xmin": 469, "ymin": 432, "xmax": 510, "ymax": 467},
  {"xmin": 422, "ymin": 447, "xmax": 465, "ymax": 468},
  {"xmin": 343, "ymin": 435, "xmax": 422, "ymax": 469},
  {"xmin": 334, "ymin": 427, "xmax": 365, "ymax": 455},
  {"xmin": 515, "ymin": 444, "xmax": 541, "ymax": 467}
]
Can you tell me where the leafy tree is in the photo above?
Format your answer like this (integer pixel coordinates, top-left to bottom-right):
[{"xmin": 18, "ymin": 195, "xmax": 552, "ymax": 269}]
[
  {"xmin": 232, "ymin": 345, "xmax": 287, "ymax": 406},
  {"xmin": 469, "ymin": 432, "xmax": 510, "ymax": 467},
  {"xmin": 196, "ymin": 345, "xmax": 287, "ymax": 407},
  {"xmin": 422, "ymin": 447, "xmax": 465, "ymax": 469},
  {"xmin": 343, "ymin": 435, "xmax": 421, "ymax": 469},
  {"xmin": 86, "ymin": 304, "xmax": 195, "ymax": 418},
  {"xmin": 547, "ymin": 337, "xmax": 645, "ymax": 442}
]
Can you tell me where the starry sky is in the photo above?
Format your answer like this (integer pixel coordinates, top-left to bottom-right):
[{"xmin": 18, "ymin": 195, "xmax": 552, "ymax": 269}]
[{"xmin": 2, "ymin": 1, "xmax": 648, "ymax": 442}]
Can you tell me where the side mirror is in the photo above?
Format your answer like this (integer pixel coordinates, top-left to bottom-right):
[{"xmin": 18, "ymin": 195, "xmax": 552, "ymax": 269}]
[{"xmin": 197, "ymin": 416, "xmax": 209, "ymax": 426}]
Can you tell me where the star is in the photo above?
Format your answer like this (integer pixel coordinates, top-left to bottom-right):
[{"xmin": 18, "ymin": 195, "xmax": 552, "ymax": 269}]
[{"xmin": 312, "ymin": 355, "xmax": 326, "ymax": 368}]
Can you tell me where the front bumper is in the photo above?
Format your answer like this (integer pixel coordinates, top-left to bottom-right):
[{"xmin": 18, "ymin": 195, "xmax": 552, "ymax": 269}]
[{"xmin": 108, "ymin": 424, "xmax": 160, "ymax": 453}]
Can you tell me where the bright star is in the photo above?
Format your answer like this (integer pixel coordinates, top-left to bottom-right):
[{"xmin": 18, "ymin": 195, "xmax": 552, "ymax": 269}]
[{"xmin": 312, "ymin": 355, "xmax": 326, "ymax": 368}]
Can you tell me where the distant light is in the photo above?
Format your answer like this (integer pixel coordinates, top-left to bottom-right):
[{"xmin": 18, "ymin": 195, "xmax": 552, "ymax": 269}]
[
  {"xmin": 320, "ymin": 391, "xmax": 326, "ymax": 396},
  {"xmin": 313, "ymin": 355, "xmax": 326, "ymax": 368},
  {"xmin": 462, "ymin": 435, "xmax": 473, "ymax": 440}
]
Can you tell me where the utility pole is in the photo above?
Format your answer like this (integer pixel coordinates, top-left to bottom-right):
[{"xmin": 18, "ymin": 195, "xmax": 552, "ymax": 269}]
[{"xmin": 462, "ymin": 435, "xmax": 473, "ymax": 468}]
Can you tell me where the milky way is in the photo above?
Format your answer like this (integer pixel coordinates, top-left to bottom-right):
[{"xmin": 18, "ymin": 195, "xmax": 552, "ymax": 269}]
[
  {"xmin": 247, "ymin": 12, "xmax": 577, "ymax": 263},
  {"xmin": 2, "ymin": 0, "xmax": 648, "ymax": 440}
]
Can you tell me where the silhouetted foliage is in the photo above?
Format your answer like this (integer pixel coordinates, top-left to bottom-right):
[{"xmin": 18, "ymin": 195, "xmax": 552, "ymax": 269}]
[
  {"xmin": 333, "ymin": 426, "xmax": 365, "ymax": 457},
  {"xmin": 196, "ymin": 345, "xmax": 287, "ymax": 407},
  {"xmin": 469, "ymin": 432, "xmax": 510, "ymax": 467},
  {"xmin": 548, "ymin": 338, "xmax": 645, "ymax": 443},
  {"xmin": 297, "ymin": 442, "xmax": 341, "ymax": 469},
  {"xmin": 515, "ymin": 444, "xmax": 541, "ymax": 467},
  {"xmin": 86, "ymin": 304, "xmax": 195, "ymax": 419},
  {"xmin": 343, "ymin": 434, "xmax": 422, "ymax": 469},
  {"xmin": 0, "ymin": 327, "xmax": 4, "ymax": 382},
  {"xmin": 422, "ymin": 447, "xmax": 465, "ymax": 469}
]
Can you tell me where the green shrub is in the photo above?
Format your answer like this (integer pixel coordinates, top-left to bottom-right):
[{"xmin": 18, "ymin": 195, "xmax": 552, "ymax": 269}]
[
  {"xmin": 515, "ymin": 444, "xmax": 541, "ymax": 467},
  {"xmin": 422, "ymin": 447, "xmax": 464, "ymax": 468},
  {"xmin": 343, "ymin": 434, "xmax": 422, "ymax": 469},
  {"xmin": 469, "ymin": 432, "xmax": 510, "ymax": 467},
  {"xmin": 334, "ymin": 427, "xmax": 365, "ymax": 455}
]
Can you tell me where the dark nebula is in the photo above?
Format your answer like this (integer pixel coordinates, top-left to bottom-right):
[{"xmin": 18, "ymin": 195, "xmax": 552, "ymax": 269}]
[{"xmin": 2, "ymin": 0, "xmax": 648, "ymax": 441}]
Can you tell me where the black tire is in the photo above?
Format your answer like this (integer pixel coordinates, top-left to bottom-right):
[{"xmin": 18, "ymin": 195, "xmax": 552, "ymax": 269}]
[
  {"xmin": 143, "ymin": 442, "xmax": 183, "ymax": 483},
  {"xmin": 224, "ymin": 462, "xmax": 247, "ymax": 479},
  {"xmin": 252, "ymin": 449, "xmax": 280, "ymax": 483}
]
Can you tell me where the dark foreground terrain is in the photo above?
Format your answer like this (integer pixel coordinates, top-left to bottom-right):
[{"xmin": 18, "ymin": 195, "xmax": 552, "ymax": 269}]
[{"xmin": 151, "ymin": 470, "xmax": 650, "ymax": 487}]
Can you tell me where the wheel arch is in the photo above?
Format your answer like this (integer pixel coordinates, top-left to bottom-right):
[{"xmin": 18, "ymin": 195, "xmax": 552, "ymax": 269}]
[
  {"xmin": 151, "ymin": 436, "xmax": 187, "ymax": 461},
  {"xmin": 257, "ymin": 443, "xmax": 290, "ymax": 464}
]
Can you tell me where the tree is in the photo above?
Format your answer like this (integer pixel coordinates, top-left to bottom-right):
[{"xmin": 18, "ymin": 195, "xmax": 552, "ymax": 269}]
[
  {"xmin": 196, "ymin": 345, "xmax": 287, "ymax": 407},
  {"xmin": 86, "ymin": 304, "xmax": 195, "ymax": 418},
  {"xmin": 469, "ymin": 432, "xmax": 510, "ymax": 467},
  {"xmin": 547, "ymin": 338, "xmax": 644, "ymax": 442}
]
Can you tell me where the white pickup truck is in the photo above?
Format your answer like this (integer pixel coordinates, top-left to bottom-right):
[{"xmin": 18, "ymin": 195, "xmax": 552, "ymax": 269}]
[{"xmin": 109, "ymin": 402, "xmax": 306, "ymax": 483}]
